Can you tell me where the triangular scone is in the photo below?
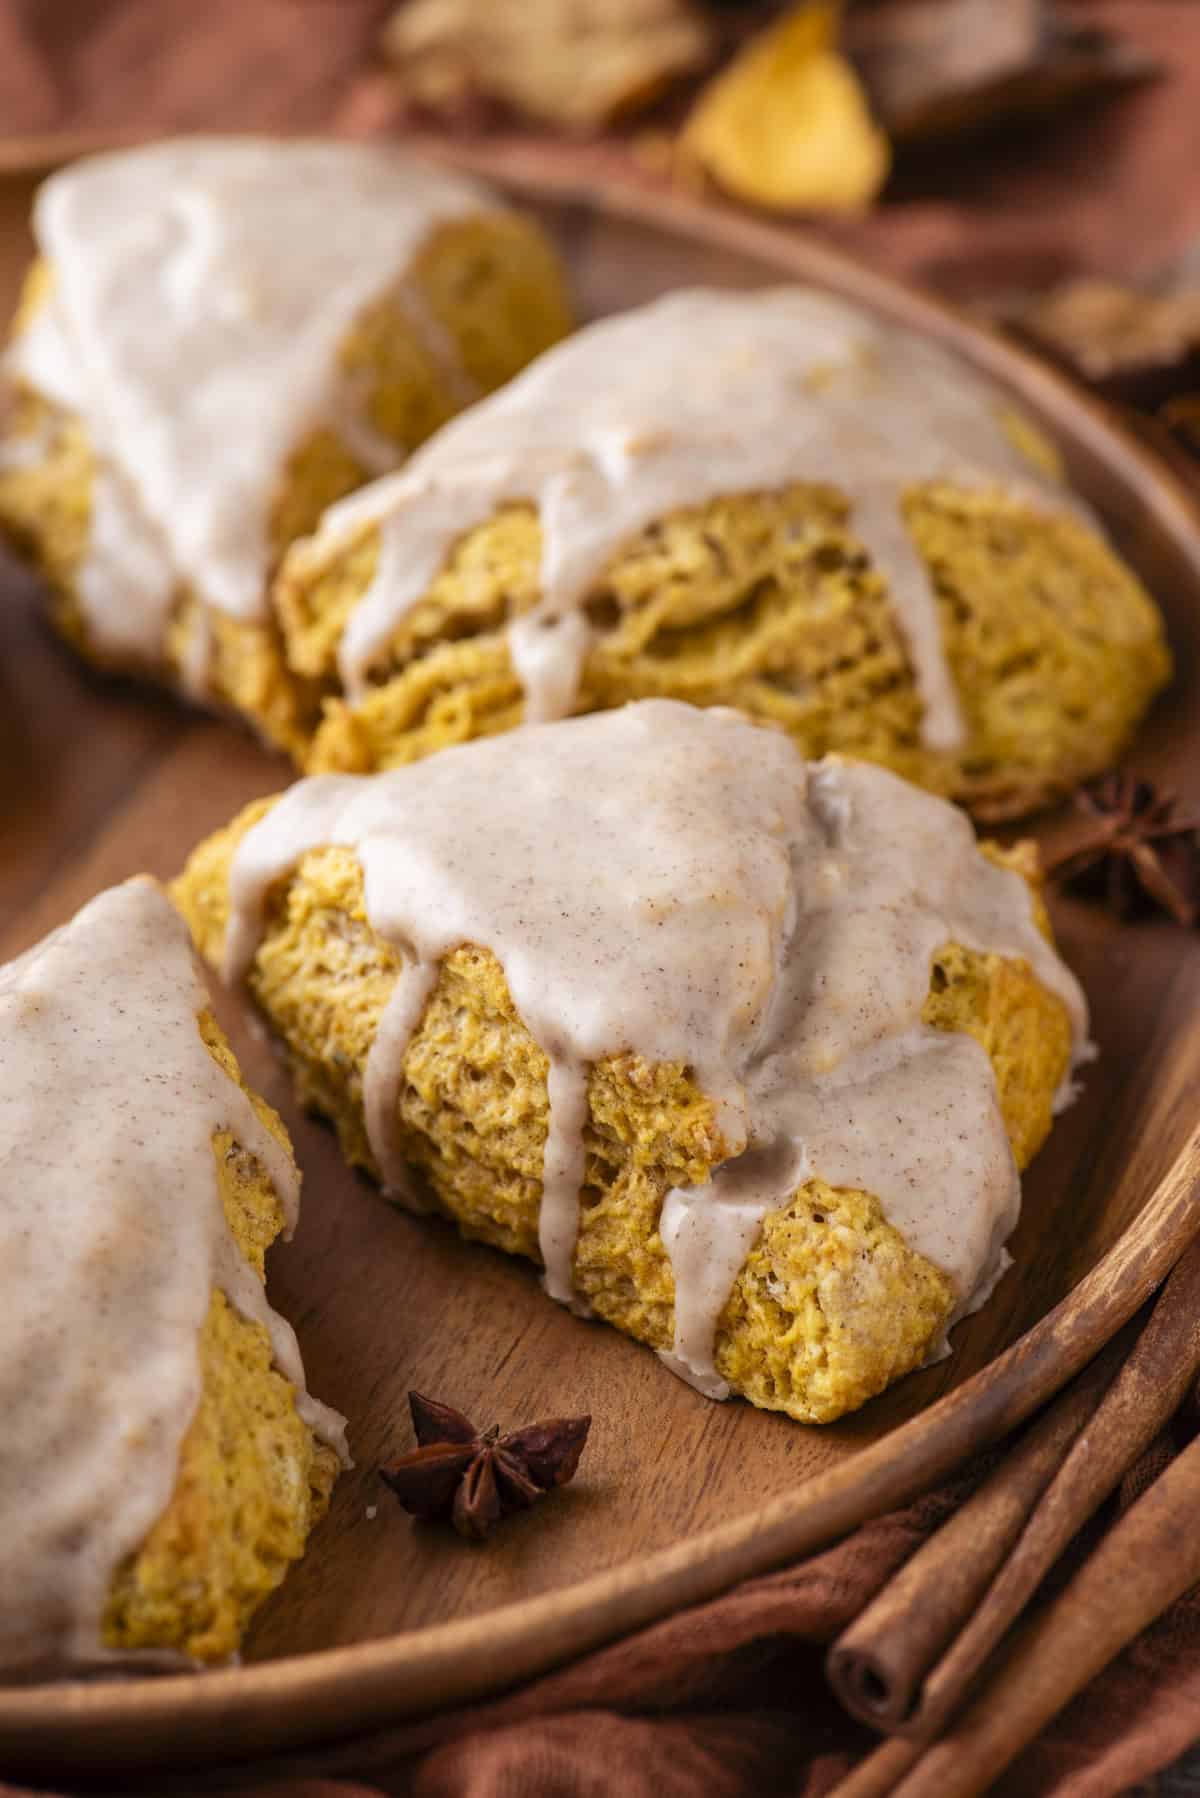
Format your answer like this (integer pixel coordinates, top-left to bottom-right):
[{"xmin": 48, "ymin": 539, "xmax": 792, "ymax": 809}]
[
  {"xmin": 0, "ymin": 137, "xmax": 571, "ymax": 755},
  {"xmin": 0, "ymin": 878, "xmax": 346, "ymax": 1677},
  {"xmin": 275, "ymin": 285, "xmax": 1167, "ymax": 816},
  {"xmin": 174, "ymin": 700, "xmax": 1086, "ymax": 1423}
]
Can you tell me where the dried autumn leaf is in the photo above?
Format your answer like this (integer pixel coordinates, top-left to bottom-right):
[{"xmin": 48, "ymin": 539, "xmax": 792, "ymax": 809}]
[
  {"xmin": 1023, "ymin": 281, "xmax": 1200, "ymax": 380},
  {"xmin": 845, "ymin": 0, "xmax": 1156, "ymax": 147},
  {"xmin": 380, "ymin": 0, "xmax": 715, "ymax": 133},
  {"xmin": 681, "ymin": 1, "xmax": 890, "ymax": 213},
  {"xmin": 847, "ymin": 0, "xmax": 1041, "ymax": 137},
  {"xmin": 1006, "ymin": 278, "xmax": 1200, "ymax": 409}
]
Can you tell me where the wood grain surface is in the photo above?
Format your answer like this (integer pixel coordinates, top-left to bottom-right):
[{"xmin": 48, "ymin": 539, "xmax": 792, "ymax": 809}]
[{"xmin": 2, "ymin": 164, "xmax": 1200, "ymax": 1777}]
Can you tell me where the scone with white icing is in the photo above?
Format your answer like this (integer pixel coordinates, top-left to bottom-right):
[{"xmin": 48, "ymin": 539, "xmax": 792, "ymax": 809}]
[
  {"xmin": 0, "ymin": 137, "xmax": 571, "ymax": 756},
  {"xmin": 173, "ymin": 700, "xmax": 1086, "ymax": 1424},
  {"xmin": 0, "ymin": 879, "xmax": 347, "ymax": 1678},
  {"xmin": 277, "ymin": 286, "xmax": 1169, "ymax": 818}
]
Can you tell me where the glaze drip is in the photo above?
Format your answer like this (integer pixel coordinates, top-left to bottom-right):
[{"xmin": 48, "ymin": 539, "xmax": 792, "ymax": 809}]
[
  {"xmin": 223, "ymin": 701, "xmax": 1088, "ymax": 1396},
  {"xmin": 313, "ymin": 288, "xmax": 1095, "ymax": 753},
  {"xmin": 0, "ymin": 879, "xmax": 345, "ymax": 1677}
]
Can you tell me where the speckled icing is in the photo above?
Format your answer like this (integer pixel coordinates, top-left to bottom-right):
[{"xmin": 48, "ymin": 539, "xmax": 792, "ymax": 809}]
[
  {"xmin": 222, "ymin": 700, "xmax": 1087, "ymax": 1398},
  {"xmin": 311, "ymin": 287, "xmax": 1095, "ymax": 753},
  {"xmin": 0, "ymin": 878, "xmax": 345, "ymax": 1677},
  {"xmin": 4, "ymin": 137, "xmax": 495, "ymax": 676}
]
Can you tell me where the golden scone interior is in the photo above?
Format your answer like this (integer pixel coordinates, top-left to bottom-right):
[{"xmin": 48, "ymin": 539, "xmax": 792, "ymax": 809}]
[
  {"xmin": 0, "ymin": 138, "xmax": 572, "ymax": 754},
  {"xmin": 0, "ymin": 879, "xmax": 345, "ymax": 1678},
  {"xmin": 174, "ymin": 700, "xmax": 1086, "ymax": 1424},
  {"xmin": 276, "ymin": 286, "xmax": 1168, "ymax": 816}
]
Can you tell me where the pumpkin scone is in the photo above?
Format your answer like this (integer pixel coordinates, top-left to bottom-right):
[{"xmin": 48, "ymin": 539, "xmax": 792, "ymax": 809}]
[
  {"xmin": 0, "ymin": 136, "xmax": 572, "ymax": 755},
  {"xmin": 275, "ymin": 286, "xmax": 1169, "ymax": 816},
  {"xmin": 0, "ymin": 878, "xmax": 346, "ymax": 1679},
  {"xmin": 174, "ymin": 700, "xmax": 1088, "ymax": 1424}
]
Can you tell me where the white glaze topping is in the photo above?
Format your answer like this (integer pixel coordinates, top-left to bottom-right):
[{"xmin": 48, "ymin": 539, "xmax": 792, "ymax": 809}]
[
  {"xmin": 0, "ymin": 879, "xmax": 346, "ymax": 1678},
  {"xmin": 312, "ymin": 286, "xmax": 1094, "ymax": 753},
  {"xmin": 222, "ymin": 700, "xmax": 1088, "ymax": 1398},
  {"xmin": 4, "ymin": 137, "xmax": 496, "ymax": 669}
]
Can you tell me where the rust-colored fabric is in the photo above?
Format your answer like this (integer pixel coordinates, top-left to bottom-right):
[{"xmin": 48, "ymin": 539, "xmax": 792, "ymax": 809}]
[
  {"xmin": 2, "ymin": 2, "xmax": 1200, "ymax": 302},
  {"xmin": 0, "ymin": 1, "xmax": 394, "ymax": 138},
  {"xmin": 5, "ymin": 1405, "xmax": 1200, "ymax": 1796},
  {"xmin": 2, "ymin": 4, "xmax": 1200, "ymax": 1795}
]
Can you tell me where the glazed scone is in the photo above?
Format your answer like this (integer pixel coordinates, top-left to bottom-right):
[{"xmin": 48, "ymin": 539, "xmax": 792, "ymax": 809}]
[
  {"xmin": 0, "ymin": 879, "xmax": 346, "ymax": 1678},
  {"xmin": 174, "ymin": 700, "xmax": 1087, "ymax": 1423},
  {"xmin": 276, "ymin": 287, "xmax": 1169, "ymax": 817},
  {"xmin": 0, "ymin": 138, "xmax": 572, "ymax": 755}
]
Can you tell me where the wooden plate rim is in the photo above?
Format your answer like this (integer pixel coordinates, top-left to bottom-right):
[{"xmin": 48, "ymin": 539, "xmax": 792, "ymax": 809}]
[{"xmin": 4, "ymin": 162, "xmax": 1200, "ymax": 1775}]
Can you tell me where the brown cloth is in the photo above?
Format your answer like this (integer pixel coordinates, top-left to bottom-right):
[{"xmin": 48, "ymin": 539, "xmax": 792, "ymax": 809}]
[
  {"xmin": 0, "ymin": 1, "xmax": 394, "ymax": 140},
  {"xmin": 5, "ymin": 1398, "xmax": 1200, "ymax": 1797},
  {"xmin": 3, "ymin": 3, "xmax": 1200, "ymax": 1794}
]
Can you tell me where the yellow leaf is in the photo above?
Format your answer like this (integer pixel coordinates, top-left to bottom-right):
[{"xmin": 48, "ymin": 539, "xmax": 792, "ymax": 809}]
[{"xmin": 682, "ymin": 2, "xmax": 890, "ymax": 213}]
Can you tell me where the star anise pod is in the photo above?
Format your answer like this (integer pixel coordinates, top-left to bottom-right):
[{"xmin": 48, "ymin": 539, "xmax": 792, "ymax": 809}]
[
  {"xmin": 1044, "ymin": 772, "xmax": 1200, "ymax": 926},
  {"xmin": 379, "ymin": 1392, "xmax": 592, "ymax": 1541}
]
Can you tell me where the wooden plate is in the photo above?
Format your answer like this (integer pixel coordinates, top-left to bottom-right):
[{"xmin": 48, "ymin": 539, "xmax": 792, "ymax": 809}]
[{"xmin": 3, "ymin": 160, "xmax": 1200, "ymax": 1781}]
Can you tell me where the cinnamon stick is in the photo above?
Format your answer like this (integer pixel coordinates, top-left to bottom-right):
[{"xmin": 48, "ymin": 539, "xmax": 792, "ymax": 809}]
[
  {"xmin": 829, "ymin": 1732, "xmax": 923, "ymax": 1798},
  {"xmin": 888, "ymin": 1427, "xmax": 1200, "ymax": 1797},
  {"xmin": 825, "ymin": 1325, "xmax": 1131, "ymax": 1731},
  {"xmin": 833, "ymin": 1229, "xmax": 1200, "ymax": 1747}
]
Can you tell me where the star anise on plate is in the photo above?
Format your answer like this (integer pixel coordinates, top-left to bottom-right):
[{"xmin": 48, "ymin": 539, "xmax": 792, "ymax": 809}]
[
  {"xmin": 379, "ymin": 1392, "xmax": 592, "ymax": 1541},
  {"xmin": 1044, "ymin": 772, "xmax": 1200, "ymax": 925}
]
